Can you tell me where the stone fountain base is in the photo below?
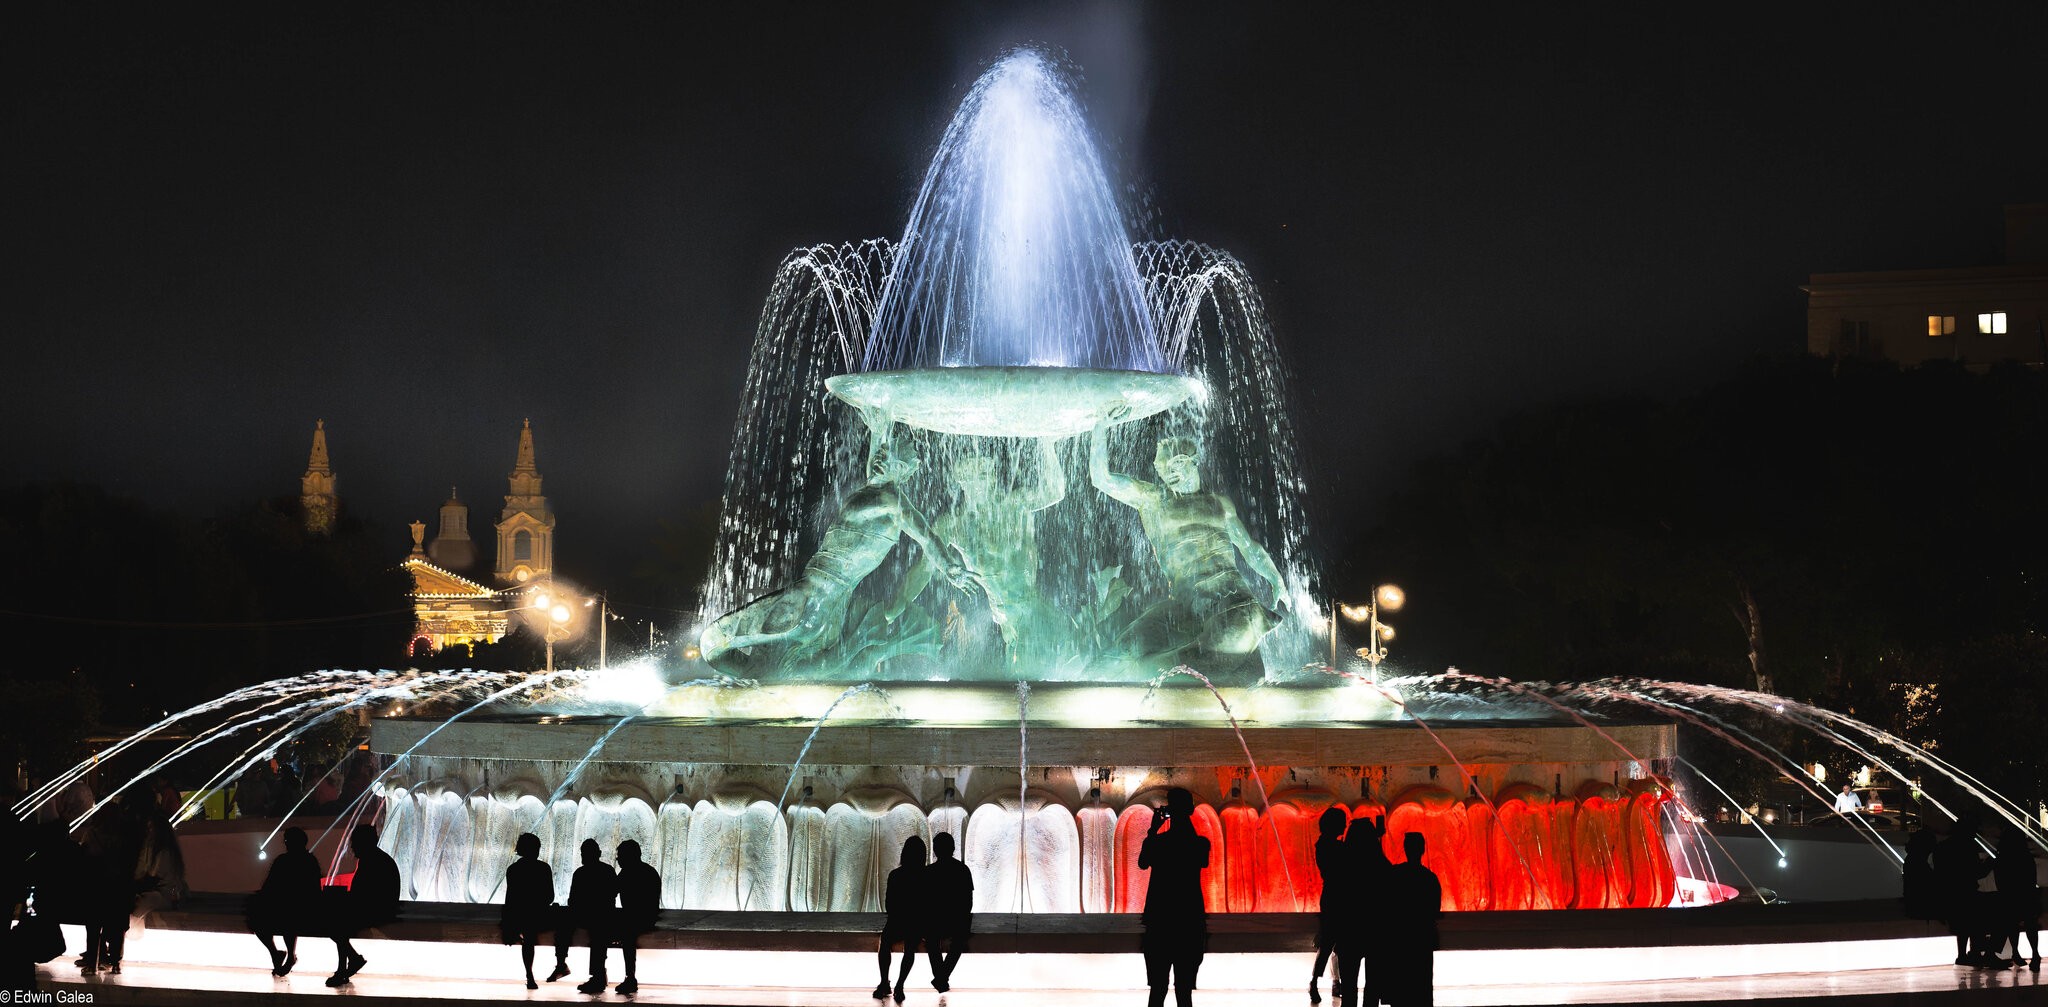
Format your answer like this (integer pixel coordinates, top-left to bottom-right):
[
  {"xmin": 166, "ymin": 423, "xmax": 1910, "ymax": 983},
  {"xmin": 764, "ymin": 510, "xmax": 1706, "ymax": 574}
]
[{"xmin": 365, "ymin": 682, "xmax": 1682, "ymax": 916}]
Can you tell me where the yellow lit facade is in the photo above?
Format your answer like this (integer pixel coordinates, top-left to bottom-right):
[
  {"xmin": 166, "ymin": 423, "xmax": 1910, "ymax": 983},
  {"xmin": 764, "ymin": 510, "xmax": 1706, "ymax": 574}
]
[
  {"xmin": 403, "ymin": 521, "xmax": 509, "ymax": 656},
  {"xmin": 403, "ymin": 421, "xmax": 557, "ymax": 655}
]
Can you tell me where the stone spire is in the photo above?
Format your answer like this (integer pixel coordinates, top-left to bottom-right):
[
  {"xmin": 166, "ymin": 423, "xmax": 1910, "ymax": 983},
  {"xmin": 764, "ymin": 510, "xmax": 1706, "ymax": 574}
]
[
  {"xmin": 495, "ymin": 419, "xmax": 556, "ymax": 584},
  {"xmin": 299, "ymin": 420, "xmax": 338, "ymax": 534},
  {"xmin": 514, "ymin": 418, "xmax": 538, "ymax": 474}
]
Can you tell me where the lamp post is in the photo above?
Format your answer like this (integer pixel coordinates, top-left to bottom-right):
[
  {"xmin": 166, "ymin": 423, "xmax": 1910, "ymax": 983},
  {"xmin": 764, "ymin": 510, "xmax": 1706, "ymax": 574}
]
[
  {"xmin": 1339, "ymin": 583, "xmax": 1405, "ymax": 683},
  {"xmin": 529, "ymin": 588, "xmax": 593, "ymax": 675}
]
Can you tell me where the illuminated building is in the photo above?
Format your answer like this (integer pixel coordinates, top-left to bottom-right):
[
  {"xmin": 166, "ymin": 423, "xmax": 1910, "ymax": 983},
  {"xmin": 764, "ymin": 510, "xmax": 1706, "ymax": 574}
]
[
  {"xmin": 493, "ymin": 419, "xmax": 555, "ymax": 585},
  {"xmin": 1805, "ymin": 203, "xmax": 2048, "ymax": 367},
  {"xmin": 402, "ymin": 520, "xmax": 507, "ymax": 656},
  {"xmin": 401, "ymin": 421, "xmax": 558, "ymax": 655},
  {"xmin": 298, "ymin": 420, "xmax": 337, "ymax": 535}
]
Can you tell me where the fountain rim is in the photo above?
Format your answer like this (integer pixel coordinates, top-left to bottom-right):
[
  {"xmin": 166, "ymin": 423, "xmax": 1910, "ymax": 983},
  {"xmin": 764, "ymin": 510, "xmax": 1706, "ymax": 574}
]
[{"xmin": 824, "ymin": 365, "xmax": 1202, "ymax": 438}]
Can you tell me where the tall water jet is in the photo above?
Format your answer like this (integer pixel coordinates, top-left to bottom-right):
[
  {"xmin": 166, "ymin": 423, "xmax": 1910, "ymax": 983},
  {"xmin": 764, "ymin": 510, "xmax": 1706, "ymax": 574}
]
[{"xmin": 865, "ymin": 48, "xmax": 1161, "ymax": 374}]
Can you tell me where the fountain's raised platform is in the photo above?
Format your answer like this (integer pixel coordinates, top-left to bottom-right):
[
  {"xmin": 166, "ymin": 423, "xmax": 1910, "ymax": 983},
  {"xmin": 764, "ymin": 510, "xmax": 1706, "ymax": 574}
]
[
  {"xmin": 359, "ymin": 680, "xmax": 1681, "ymax": 919},
  {"xmin": 371, "ymin": 716, "xmax": 1675, "ymax": 768},
  {"xmin": 370, "ymin": 680, "xmax": 1675, "ymax": 768}
]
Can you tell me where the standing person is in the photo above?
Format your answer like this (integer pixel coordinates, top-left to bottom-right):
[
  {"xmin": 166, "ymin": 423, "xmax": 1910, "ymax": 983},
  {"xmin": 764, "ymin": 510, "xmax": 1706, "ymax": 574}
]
[
  {"xmin": 875, "ymin": 835, "xmax": 927, "ymax": 1002},
  {"xmin": 1902, "ymin": 828, "xmax": 1940, "ymax": 921},
  {"xmin": 1993, "ymin": 830, "xmax": 2041, "ymax": 972},
  {"xmin": 151, "ymin": 778, "xmax": 183, "ymax": 821},
  {"xmin": 1140, "ymin": 787, "xmax": 1211, "ymax": 1007},
  {"xmin": 236, "ymin": 765, "xmax": 273, "ymax": 820},
  {"xmin": 613, "ymin": 840, "xmax": 660, "ymax": 995},
  {"xmin": 1335, "ymin": 815, "xmax": 1391, "ymax": 1006},
  {"xmin": 1308, "ymin": 808, "xmax": 1348, "ymax": 1003},
  {"xmin": 273, "ymin": 762, "xmax": 302, "ymax": 817},
  {"xmin": 924, "ymin": 832, "xmax": 973, "ymax": 993},
  {"xmin": 250, "ymin": 827, "xmax": 320, "ymax": 976},
  {"xmin": 1384, "ymin": 833, "xmax": 1443, "ymax": 1007},
  {"xmin": 1932, "ymin": 815, "xmax": 1992, "ymax": 965},
  {"xmin": 132, "ymin": 798, "xmax": 187, "ymax": 922},
  {"xmin": 309, "ymin": 770, "xmax": 343, "ymax": 815},
  {"xmin": 1834, "ymin": 785, "xmax": 1862, "ymax": 815},
  {"xmin": 79, "ymin": 804, "xmax": 142, "ymax": 975},
  {"xmin": 551, "ymin": 839, "xmax": 616, "ymax": 994},
  {"xmin": 499, "ymin": 833, "xmax": 554, "ymax": 990},
  {"xmin": 340, "ymin": 757, "xmax": 378, "ymax": 809},
  {"xmin": 326, "ymin": 824, "xmax": 398, "ymax": 987}
]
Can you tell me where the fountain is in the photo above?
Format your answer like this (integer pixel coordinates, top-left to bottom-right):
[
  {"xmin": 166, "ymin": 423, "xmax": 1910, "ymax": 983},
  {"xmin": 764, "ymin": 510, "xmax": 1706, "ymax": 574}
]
[{"xmin": 351, "ymin": 48, "xmax": 1694, "ymax": 916}]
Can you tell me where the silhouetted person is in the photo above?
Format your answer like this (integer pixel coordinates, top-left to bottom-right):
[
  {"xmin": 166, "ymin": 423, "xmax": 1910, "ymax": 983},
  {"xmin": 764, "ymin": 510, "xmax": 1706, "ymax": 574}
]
[
  {"xmin": 1140, "ymin": 787, "xmax": 1211, "ymax": 1007},
  {"xmin": 923, "ymin": 831, "xmax": 973, "ymax": 992},
  {"xmin": 80, "ymin": 803, "xmax": 142, "ymax": 974},
  {"xmin": 132, "ymin": 799, "xmax": 186, "ymax": 942},
  {"xmin": 1384, "ymin": 832, "xmax": 1442, "ymax": 1007},
  {"xmin": 326, "ymin": 823, "xmax": 398, "ymax": 987},
  {"xmin": 614, "ymin": 840, "xmax": 660, "ymax": 995},
  {"xmin": 1902, "ymin": 827, "xmax": 1939, "ymax": 921},
  {"xmin": 340, "ymin": 757, "xmax": 378, "ymax": 807},
  {"xmin": 310, "ymin": 770, "xmax": 342, "ymax": 815},
  {"xmin": 28, "ymin": 824, "xmax": 89, "ymax": 970},
  {"xmin": 876, "ymin": 834, "xmax": 926, "ymax": 1002},
  {"xmin": 1993, "ymin": 830, "xmax": 2041, "ymax": 972},
  {"xmin": 251, "ymin": 826, "xmax": 320, "ymax": 976},
  {"xmin": 2, "ymin": 800, "xmax": 33, "ymax": 992},
  {"xmin": 236, "ymin": 765, "xmax": 273, "ymax": 819},
  {"xmin": 151, "ymin": 777, "xmax": 183, "ymax": 821},
  {"xmin": 553, "ymin": 838, "xmax": 616, "ymax": 994},
  {"xmin": 1932, "ymin": 815, "xmax": 1992, "ymax": 965},
  {"xmin": 1335, "ymin": 814, "xmax": 1391, "ymax": 1006},
  {"xmin": 272, "ymin": 762, "xmax": 302, "ymax": 816},
  {"xmin": 1309, "ymin": 807, "xmax": 1347, "ymax": 1003},
  {"xmin": 499, "ymin": 833, "xmax": 554, "ymax": 989}
]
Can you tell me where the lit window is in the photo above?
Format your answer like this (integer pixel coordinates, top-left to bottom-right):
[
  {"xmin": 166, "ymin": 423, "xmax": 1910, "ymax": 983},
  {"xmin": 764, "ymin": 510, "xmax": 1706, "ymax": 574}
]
[
  {"xmin": 1977, "ymin": 311, "xmax": 2007, "ymax": 335},
  {"xmin": 1926, "ymin": 315, "xmax": 1955, "ymax": 336},
  {"xmin": 513, "ymin": 529, "xmax": 533, "ymax": 560}
]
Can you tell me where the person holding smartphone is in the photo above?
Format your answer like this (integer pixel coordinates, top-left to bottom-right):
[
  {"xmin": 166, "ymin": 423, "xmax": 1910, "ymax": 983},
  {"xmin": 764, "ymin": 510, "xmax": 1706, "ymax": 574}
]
[{"xmin": 1140, "ymin": 787, "xmax": 1211, "ymax": 1007}]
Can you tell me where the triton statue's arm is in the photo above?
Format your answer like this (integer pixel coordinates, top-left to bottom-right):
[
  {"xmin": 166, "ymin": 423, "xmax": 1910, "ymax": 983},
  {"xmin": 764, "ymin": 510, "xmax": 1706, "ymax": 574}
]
[
  {"xmin": 883, "ymin": 551, "xmax": 935, "ymax": 622},
  {"xmin": 1221, "ymin": 497, "xmax": 1288, "ymax": 611},
  {"xmin": 1026, "ymin": 435, "xmax": 1066, "ymax": 512},
  {"xmin": 899, "ymin": 494, "xmax": 971, "ymax": 589},
  {"xmin": 1089, "ymin": 410, "xmax": 1149, "ymax": 508}
]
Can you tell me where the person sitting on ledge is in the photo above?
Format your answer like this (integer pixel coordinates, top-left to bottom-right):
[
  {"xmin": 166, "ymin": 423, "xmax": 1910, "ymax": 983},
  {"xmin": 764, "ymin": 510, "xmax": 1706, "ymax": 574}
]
[
  {"xmin": 325, "ymin": 824, "xmax": 397, "ymax": 988},
  {"xmin": 552, "ymin": 838, "xmax": 617, "ymax": 994},
  {"xmin": 613, "ymin": 839, "xmax": 661, "ymax": 996},
  {"xmin": 876, "ymin": 835, "xmax": 927, "ymax": 1002},
  {"xmin": 250, "ymin": 826, "xmax": 319, "ymax": 977},
  {"xmin": 923, "ymin": 831, "xmax": 974, "ymax": 993}
]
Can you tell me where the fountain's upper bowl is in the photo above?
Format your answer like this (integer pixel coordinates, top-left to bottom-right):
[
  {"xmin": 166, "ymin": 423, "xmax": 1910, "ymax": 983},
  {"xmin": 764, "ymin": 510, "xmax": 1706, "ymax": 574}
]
[{"xmin": 826, "ymin": 366, "xmax": 1200, "ymax": 438}]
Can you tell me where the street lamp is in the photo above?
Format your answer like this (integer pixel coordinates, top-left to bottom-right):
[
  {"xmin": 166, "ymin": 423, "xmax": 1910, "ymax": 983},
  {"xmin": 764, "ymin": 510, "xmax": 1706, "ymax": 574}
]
[
  {"xmin": 529, "ymin": 588, "xmax": 593, "ymax": 674},
  {"xmin": 1339, "ymin": 583, "xmax": 1404, "ymax": 683}
]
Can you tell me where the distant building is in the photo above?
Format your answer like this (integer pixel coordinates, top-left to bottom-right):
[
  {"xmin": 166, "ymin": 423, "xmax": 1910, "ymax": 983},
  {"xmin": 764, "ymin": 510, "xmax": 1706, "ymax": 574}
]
[
  {"xmin": 1804, "ymin": 203, "xmax": 2048, "ymax": 368},
  {"xmin": 299, "ymin": 420, "xmax": 338, "ymax": 534},
  {"xmin": 400, "ymin": 422, "xmax": 560, "ymax": 656},
  {"xmin": 494, "ymin": 419, "xmax": 556, "ymax": 586},
  {"xmin": 402, "ymin": 520, "xmax": 508, "ymax": 656}
]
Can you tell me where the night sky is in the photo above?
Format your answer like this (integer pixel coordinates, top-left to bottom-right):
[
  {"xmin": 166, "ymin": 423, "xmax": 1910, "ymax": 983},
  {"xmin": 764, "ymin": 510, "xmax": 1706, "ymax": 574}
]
[{"xmin": 8, "ymin": 4, "xmax": 2045, "ymax": 595}]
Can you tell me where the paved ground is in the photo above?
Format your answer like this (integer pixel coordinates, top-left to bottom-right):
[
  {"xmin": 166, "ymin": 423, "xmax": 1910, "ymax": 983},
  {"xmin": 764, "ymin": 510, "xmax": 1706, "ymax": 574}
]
[{"xmin": 24, "ymin": 928, "xmax": 2047, "ymax": 1006}]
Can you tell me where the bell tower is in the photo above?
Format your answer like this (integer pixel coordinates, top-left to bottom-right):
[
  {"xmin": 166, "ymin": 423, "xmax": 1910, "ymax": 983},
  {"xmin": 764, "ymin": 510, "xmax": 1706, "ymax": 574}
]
[
  {"xmin": 299, "ymin": 420, "xmax": 338, "ymax": 535},
  {"xmin": 495, "ymin": 419, "xmax": 556, "ymax": 584}
]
